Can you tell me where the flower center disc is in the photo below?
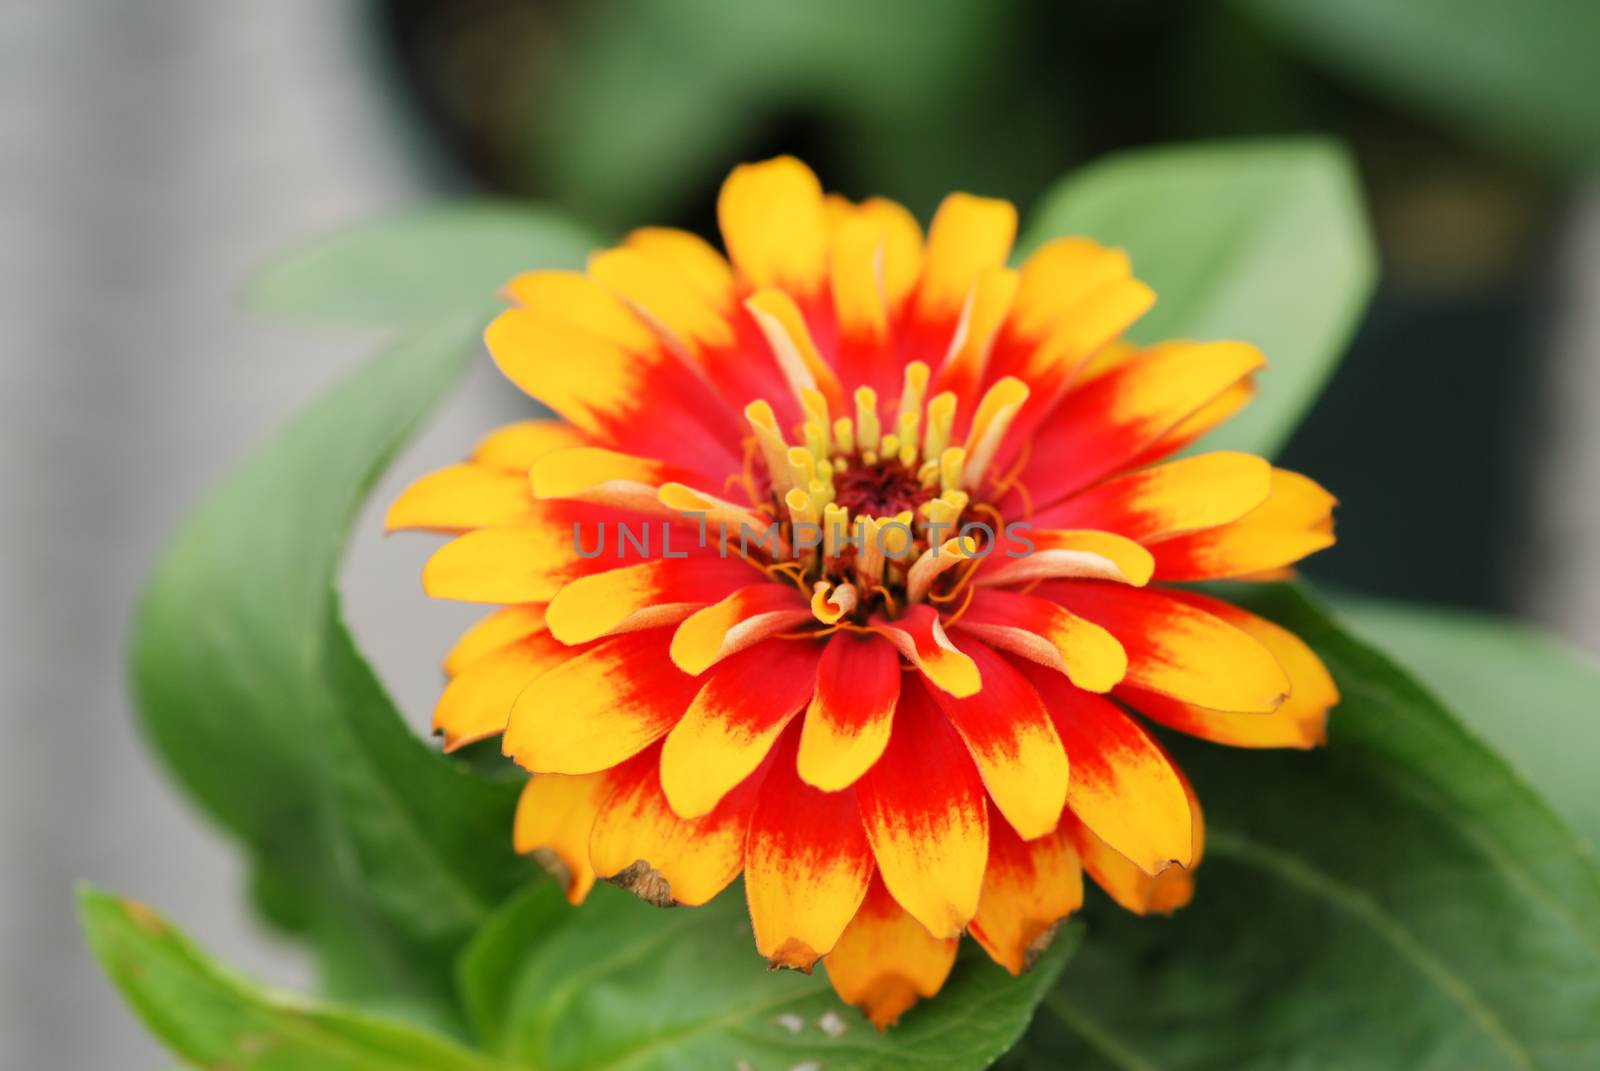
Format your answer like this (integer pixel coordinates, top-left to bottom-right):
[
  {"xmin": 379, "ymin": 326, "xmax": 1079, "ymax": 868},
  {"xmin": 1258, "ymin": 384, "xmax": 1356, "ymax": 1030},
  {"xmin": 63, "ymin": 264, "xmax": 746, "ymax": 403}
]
[{"xmin": 831, "ymin": 459, "xmax": 932, "ymax": 518}]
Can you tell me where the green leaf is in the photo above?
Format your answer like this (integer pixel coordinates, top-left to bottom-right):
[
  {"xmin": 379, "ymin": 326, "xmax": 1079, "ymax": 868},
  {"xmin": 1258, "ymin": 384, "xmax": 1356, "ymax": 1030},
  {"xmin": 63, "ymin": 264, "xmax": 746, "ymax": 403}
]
[
  {"xmin": 1016, "ymin": 585, "xmax": 1600, "ymax": 1069},
  {"xmin": 1019, "ymin": 139, "xmax": 1376, "ymax": 458},
  {"xmin": 459, "ymin": 881, "xmax": 1076, "ymax": 1070},
  {"xmin": 527, "ymin": 0, "xmax": 1009, "ymax": 228},
  {"xmin": 1335, "ymin": 596, "xmax": 1600, "ymax": 850},
  {"xmin": 1239, "ymin": 0, "xmax": 1600, "ymax": 168},
  {"xmin": 247, "ymin": 203, "xmax": 599, "ymax": 324},
  {"xmin": 78, "ymin": 887, "xmax": 510, "ymax": 1071},
  {"xmin": 130, "ymin": 321, "xmax": 527, "ymax": 1012}
]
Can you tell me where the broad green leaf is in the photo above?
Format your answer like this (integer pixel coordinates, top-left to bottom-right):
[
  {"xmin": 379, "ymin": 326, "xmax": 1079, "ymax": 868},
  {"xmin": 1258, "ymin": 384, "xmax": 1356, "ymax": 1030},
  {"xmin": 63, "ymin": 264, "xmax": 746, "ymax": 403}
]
[
  {"xmin": 130, "ymin": 322, "xmax": 528, "ymax": 1013},
  {"xmin": 1239, "ymin": 0, "xmax": 1600, "ymax": 168},
  {"xmin": 248, "ymin": 203, "xmax": 598, "ymax": 324},
  {"xmin": 1019, "ymin": 140, "xmax": 1376, "ymax": 458},
  {"xmin": 1336, "ymin": 596, "xmax": 1600, "ymax": 850},
  {"xmin": 459, "ymin": 881, "xmax": 1076, "ymax": 1071},
  {"xmin": 79, "ymin": 887, "xmax": 510, "ymax": 1071},
  {"xmin": 1014, "ymin": 585, "xmax": 1600, "ymax": 1070}
]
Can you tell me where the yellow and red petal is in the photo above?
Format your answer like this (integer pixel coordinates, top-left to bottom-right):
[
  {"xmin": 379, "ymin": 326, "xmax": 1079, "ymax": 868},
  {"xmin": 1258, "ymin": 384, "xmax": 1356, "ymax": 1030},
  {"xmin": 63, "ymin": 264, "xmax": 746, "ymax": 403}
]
[
  {"xmin": 422, "ymin": 503, "xmax": 644, "ymax": 605},
  {"xmin": 669, "ymin": 583, "xmax": 814, "ymax": 675},
  {"xmin": 1045, "ymin": 581, "xmax": 1290, "ymax": 713},
  {"xmin": 856, "ymin": 682, "xmax": 988, "ymax": 938},
  {"xmin": 433, "ymin": 633, "xmax": 570, "ymax": 752},
  {"xmin": 588, "ymin": 246, "xmax": 737, "ymax": 357},
  {"xmin": 745, "ymin": 727, "xmax": 875, "ymax": 970},
  {"xmin": 952, "ymin": 589, "xmax": 1127, "ymax": 693},
  {"xmin": 925, "ymin": 640, "xmax": 1069, "ymax": 840},
  {"xmin": 797, "ymin": 630, "xmax": 901, "ymax": 791},
  {"xmin": 588, "ymin": 745, "xmax": 766, "ymax": 907},
  {"xmin": 1011, "ymin": 341, "xmax": 1265, "ymax": 510},
  {"xmin": 825, "ymin": 872, "xmax": 959, "ymax": 1029},
  {"xmin": 443, "ymin": 605, "xmax": 547, "ymax": 677},
  {"xmin": 1121, "ymin": 591, "xmax": 1338, "ymax": 749},
  {"xmin": 470, "ymin": 419, "xmax": 591, "ymax": 472},
  {"xmin": 904, "ymin": 193, "xmax": 1017, "ymax": 360},
  {"xmin": 528, "ymin": 446, "xmax": 707, "ymax": 514},
  {"xmin": 386, "ymin": 463, "xmax": 537, "ymax": 533},
  {"xmin": 513, "ymin": 771, "xmax": 612, "ymax": 904},
  {"xmin": 1017, "ymin": 659, "xmax": 1194, "ymax": 874},
  {"xmin": 1033, "ymin": 451, "xmax": 1273, "ymax": 543},
  {"xmin": 485, "ymin": 303, "xmax": 742, "ymax": 475},
  {"xmin": 873, "ymin": 604, "xmax": 981, "ymax": 699},
  {"xmin": 545, "ymin": 557, "xmax": 756, "ymax": 645},
  {"xmin": 1068, "ymin": 769, "xmax": 1204, "ymax": 917},
  {"xmin": 975, "ymin": 528, "xmax": 1154, "ymax": 589},
  {"xmin": 717, "ymin": 156, "xmax": 828, "ymax": 300},
  {"xmin": 1150, "ymin": 469, "xmax": 1337, "ymax": 581},
  {"xmin": 658, "ymin": 638, "xmax": 825, "ymax": 819},
  {"xmin": 968, "ymin": 803, "xmax": 1083, "ymax": 975},
  {"xmin": 503, "ymin": 629, "xmax": 700, "ymax": 774},
  {"xmin": 622, "ymin": 226, "xmax": 738, "ymax": 308}
]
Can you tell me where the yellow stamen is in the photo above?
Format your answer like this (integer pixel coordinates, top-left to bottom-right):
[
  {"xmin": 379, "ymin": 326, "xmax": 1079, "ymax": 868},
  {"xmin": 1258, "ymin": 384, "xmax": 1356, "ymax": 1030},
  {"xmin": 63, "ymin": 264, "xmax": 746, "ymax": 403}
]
[
  {"xmin": 802, "ymin": 422, "xmax": 829, "ymax": 460},
  {"xmin": 923, "ymin": 391, "xmax": 957, "ymax": 461},
  {"xmin": 880, "ymin": 433, "xmax": 900, "ymax": 460},
  {"xmin": 822, "ymin": 502, "xmax": 850, "ymax": 559},
  {"xmin": 854, "ymin": 515, "xmax": 886, "ymax": 588},
  {"xmin": 879, "ymin": 511, "xmax": 916, "ymax": 561},
  {"xmin": 811, "ymin": 580, "xmax": 859, "ymax": 625},
  {"xmin": 833, "ymin": 416, "xmax": 856, "ymax": 456},
  {"xmin": 786, "ymin": 486, "xmax": 818, "ymax": 528},
  {"xmin": 898, "ymin": 361, "xmax": 930, "ymax": 423},
  {"xmin": 787, "ymin": 446, "xmax": 816, "ymax": 492},
  {"xmin": 800, "ymin": 388, "xmax": 832, "ymax": 452},
  {"xmin": 745, "ymin": 400, "xmax": 793, "ymax": 496},
  {"xmin": 940, "ymin": 447, "xmax": 968, "ymax": 493},
  {"xmin": 854, "ymin": 387, "xmax": 881, "ymax": 453}
]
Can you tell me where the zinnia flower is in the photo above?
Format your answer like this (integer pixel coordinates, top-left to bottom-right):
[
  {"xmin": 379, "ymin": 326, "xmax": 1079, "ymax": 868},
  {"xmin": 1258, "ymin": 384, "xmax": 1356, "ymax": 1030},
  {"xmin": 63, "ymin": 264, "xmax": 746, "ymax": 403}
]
[{"xmin": 389, "ymin": 157, "xmax": 1339, "ymax": 1026}]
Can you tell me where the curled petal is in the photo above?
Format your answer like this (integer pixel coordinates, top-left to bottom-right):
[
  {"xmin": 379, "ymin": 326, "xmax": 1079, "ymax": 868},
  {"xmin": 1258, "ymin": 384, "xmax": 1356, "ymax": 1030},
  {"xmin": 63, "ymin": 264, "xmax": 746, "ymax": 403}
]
[
  {"xmin": 873, "ymin": 604, "xmax": 980, "ymax": 698},
  {"xmin": 669, "ymin": 584, "xmax": 813, "ymax": 675}
]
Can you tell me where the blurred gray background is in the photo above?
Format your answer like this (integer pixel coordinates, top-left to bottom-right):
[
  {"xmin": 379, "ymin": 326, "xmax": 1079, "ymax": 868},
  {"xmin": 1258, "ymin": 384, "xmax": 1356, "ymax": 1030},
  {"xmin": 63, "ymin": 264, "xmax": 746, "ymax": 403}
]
[{"xmin": 3, "ymin": 2, "xmax": 1598, "ymax": 1067}]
